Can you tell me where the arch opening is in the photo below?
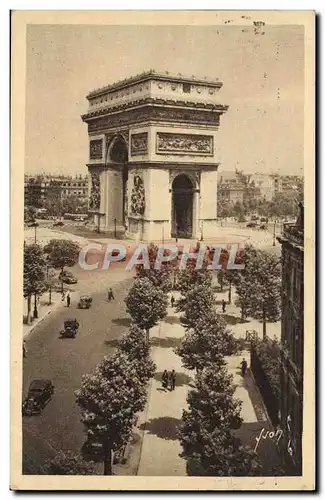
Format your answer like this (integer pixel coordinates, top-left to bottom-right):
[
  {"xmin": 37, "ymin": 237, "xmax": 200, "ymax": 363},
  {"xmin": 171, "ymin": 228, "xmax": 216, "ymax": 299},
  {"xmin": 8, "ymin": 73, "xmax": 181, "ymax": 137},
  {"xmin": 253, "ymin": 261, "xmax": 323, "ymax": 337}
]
[{"xmin": 171, "ymin": 174, "xmax": 194, "ymax": 239}]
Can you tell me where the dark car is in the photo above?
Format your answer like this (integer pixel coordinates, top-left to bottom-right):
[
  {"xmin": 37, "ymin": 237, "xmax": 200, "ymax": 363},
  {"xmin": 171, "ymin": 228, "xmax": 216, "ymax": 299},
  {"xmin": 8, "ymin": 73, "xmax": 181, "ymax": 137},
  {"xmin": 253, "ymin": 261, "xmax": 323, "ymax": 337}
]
[
  {"xmin": 59, "ymin": 270, "xmax": 78, "ymax": 284},
  {"xmin": 60, "ymin": 318, "xmax": 79, "ymax": 338},
  {"xmin": 260, "ymin": 217, "xmax": 268, "ymax": 223},
  {"xmin": 82, "ymin": 438, "xmax": 125, "ymax": 464},
  {"xmin": 259, "ymin": 223, "xmax": 268, "ymax": 230},
  {"xmin": 27, "ymin": 221, "xmax": 39, "ymax": 227},
  {"xmin": 22, "ymin": 379, "xmax": 54, "ymax": 415},
  {"xmin": 78, "ymin": 294, "xmax": 92, "ymax": 309},
  {"xmin": 246, "ymin": 222, "xmax": 258, "ymax": 228},
  {"xmin": 53, "ymin": 220, "xmax": 64, "ymax": 227}
]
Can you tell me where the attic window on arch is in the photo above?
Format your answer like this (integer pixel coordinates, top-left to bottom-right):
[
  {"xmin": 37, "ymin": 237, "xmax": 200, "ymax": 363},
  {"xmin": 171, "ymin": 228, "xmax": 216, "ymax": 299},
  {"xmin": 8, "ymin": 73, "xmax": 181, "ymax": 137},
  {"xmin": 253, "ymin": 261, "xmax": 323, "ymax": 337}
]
[{"xmin": 182, "ymin": 83, "xmax": 191, "ymax": 94}]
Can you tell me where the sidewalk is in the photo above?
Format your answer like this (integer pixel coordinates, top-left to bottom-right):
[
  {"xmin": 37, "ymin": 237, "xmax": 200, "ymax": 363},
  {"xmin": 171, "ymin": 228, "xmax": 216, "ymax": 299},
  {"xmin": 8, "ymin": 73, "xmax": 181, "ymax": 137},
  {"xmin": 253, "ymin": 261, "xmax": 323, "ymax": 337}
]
[
  {"xmin": 136, "ymin": 291, "xmax": 280, "ymax": 476},
  {"xmin": 22, "ymin": 291, "xmax": 76, "ymax": 338},
  {"xmin": 137, "ymin": 299, "xmax": 191, "ymax": 476}
]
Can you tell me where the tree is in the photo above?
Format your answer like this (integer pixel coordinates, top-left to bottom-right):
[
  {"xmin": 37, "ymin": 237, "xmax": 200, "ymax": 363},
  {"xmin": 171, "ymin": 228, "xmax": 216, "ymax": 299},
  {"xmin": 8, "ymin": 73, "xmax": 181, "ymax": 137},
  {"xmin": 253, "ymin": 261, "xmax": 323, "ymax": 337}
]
[
  {"xmin": 23, "ymin": 243, "xmax": 47, "ymax": 322},
  {"xmin": 135, "ymin": 243, "xmax": 173, "ymax": 292},
  {"xmin": 178, "ymin": 284, "xmax": 215, "ymax": 328},
  {"xmin": 217, "ymin": 248, "xmax": 243, "ymax": 304},
  {"xmin": 125, "ymin": 277, "xmax": 168, "ymax": 342},
  {"xmin": 177, "ymin": 259, "xmax": 212, "ymax": 296},
  {"xmin": 235, "ymin": 245, "xmax": 281, "ymax": 338},
  {"xmin": 179, "ymin": 366, "xmax": 259, "ymax": 476},
  {"xmin": 175, "ymin": 313, "xmax": 238, "ymax": 372},
  {"xmin": 118, "ymin": 324, "xmax": 156, "ymax": 384},
  {"xmin": 42, "ymin": 451, "xmax": 96, "ymax": 475},
  {"xmin": 75, "ymin": 351, "xmax": 146, "ymax": 475},
  {"xmin": 44, "ymin": 239, "xmax": 80, "ymax": 291}
]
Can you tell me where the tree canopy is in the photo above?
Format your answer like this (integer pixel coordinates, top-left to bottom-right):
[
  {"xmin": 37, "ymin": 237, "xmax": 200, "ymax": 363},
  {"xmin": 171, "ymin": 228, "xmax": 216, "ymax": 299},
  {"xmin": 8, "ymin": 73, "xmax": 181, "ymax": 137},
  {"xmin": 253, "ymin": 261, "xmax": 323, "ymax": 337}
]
[
  {"xmin": 44, "ymin": 239, "xmax": 81, "ymax": 270},
  {"xmin": 125, "ymin": 277, "xmax": 168, "ymax": 334}
]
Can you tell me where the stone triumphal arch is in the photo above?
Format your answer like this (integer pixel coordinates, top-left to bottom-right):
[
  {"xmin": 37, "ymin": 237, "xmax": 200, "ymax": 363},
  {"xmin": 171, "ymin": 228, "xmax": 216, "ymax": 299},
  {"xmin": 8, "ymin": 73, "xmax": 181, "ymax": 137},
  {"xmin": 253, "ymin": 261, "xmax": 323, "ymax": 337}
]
[{"xmin": 82, "ymin": 70, "xmax": 228, "ymax": 241}]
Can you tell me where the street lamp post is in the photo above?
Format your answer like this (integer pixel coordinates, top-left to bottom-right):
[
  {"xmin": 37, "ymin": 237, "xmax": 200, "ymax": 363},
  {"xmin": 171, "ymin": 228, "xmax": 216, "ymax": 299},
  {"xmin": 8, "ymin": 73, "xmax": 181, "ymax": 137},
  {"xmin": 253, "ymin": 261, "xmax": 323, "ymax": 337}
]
[{"xmin": 273, "ymin": 220, "xmax": 276, "ymax": 246}]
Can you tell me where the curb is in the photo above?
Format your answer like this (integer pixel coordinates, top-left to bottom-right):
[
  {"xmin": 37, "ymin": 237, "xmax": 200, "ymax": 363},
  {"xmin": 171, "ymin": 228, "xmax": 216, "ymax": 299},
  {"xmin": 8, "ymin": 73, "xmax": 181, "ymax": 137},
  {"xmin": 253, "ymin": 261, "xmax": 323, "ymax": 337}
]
[{"xmin": 23, "ymin": 293, "xmax": 76, "ymax": 338}]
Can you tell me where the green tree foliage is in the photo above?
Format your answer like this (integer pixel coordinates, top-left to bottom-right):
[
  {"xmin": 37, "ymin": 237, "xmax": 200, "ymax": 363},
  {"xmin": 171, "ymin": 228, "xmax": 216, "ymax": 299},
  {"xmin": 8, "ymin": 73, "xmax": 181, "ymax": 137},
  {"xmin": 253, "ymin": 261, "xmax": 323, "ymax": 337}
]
[
  {"xmin": 23, "ymin": 243, "xmax": 48, "ymax": 320},
  {"xmin": 75, "ymin": 351, "xmax": 146, "ymax": 475},
  {"xmin": 235, "ymin": 245, "xmax": 281, "ymax": 338},
  {"xmin": 44, "ymin": 239, "xmax": 81, "ymax": 272},
  {"xmin": 125, "ymin": 277, "xmax": 168, "ymax": 341},
  {"xmin": 42, "ymin": 451, "xmax": 96, "ymax": 475},
  {"xmin": 176, "ymin": 313, "xmax": 238, "ymax": 372},
  {"xmin": 135, "ymin": 243, "xmax": 173, "ymax": 292},
  {"xmin": 179, "ymin": 366, "xmax": 259, "ymax": 476},
  {"xmin": 118, "ymin": 324, "xmax": 156, "ymax": 384}
]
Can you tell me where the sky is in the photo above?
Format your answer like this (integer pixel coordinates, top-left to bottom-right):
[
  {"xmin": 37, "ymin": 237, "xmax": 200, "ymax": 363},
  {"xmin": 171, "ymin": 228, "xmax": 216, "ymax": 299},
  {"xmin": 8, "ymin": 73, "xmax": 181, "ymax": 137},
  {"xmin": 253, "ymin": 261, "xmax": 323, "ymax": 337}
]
[{"xmin": 25, "ymin": 23, "xmax": 304, "ymax": 176}]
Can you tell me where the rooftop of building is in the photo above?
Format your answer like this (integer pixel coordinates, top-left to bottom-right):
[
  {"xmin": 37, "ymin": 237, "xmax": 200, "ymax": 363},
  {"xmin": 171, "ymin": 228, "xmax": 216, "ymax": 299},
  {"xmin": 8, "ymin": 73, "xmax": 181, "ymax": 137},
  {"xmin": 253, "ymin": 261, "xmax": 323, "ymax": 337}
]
[{"xmin": 86, "ymin": 69, "xmax": 223, "ymax": 99}]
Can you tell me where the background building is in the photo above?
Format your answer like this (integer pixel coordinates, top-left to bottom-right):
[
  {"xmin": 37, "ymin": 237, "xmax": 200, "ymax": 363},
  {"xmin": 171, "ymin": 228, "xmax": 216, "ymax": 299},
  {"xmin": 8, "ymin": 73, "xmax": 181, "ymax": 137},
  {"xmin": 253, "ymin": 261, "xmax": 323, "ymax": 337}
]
[
  {"xmin": 24, "ymin": 174, "xmax": 89, "ymax": 208},
  {"xmin": 277, "ymin": 202, "xmax": 304, "ymax": 474}
]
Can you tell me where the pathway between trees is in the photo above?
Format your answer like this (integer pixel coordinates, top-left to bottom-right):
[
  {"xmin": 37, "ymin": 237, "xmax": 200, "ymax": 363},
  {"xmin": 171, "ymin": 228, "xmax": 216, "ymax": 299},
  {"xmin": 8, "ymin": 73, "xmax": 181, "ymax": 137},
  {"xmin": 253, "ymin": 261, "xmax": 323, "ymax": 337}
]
[{"xmin": 136, "ymin": 293, "xmax": 272, "ymax": 476}]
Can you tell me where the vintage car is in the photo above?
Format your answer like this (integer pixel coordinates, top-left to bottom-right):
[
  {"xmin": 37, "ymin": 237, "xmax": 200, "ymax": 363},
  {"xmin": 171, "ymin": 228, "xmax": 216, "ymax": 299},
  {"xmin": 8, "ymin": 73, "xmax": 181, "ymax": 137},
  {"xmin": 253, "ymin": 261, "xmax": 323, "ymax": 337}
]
[
  {"xmin": 60, "ymin": 318, "xmax": 79, "ymax": 338},
  {"xmin": 22, "ymin": 379, "xmax": 54, "ymax": 416},
  {"xmin": 78, "ymin": 294, "xmax": 92, "ymax": 309},
  {"xmin": 59, "ymin": 270, "xmax": 78, "ymax": 284},
  {"xmin": 246, "ymin": 221, "xmax": 258, "ymax": 228},
  {"xmin": 53, "ymin": 220, "xmax": 64, "ymax": 227}
]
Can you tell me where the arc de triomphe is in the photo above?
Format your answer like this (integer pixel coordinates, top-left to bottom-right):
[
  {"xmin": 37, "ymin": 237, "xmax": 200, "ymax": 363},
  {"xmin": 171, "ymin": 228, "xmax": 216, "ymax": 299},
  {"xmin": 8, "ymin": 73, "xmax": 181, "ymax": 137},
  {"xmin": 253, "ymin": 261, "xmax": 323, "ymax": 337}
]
[{"xmin": 82, "ymin": 70, "xmax": 228, "ymax": 242}]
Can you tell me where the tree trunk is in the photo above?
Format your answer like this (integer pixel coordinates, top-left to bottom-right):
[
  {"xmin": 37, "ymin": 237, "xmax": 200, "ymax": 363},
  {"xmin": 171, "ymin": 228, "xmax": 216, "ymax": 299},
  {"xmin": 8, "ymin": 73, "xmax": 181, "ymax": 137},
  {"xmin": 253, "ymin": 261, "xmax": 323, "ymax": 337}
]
[
  {"xmin": 146, "ymin": 328, "xmax": 150, "ymax": 344},
  {"xmin": 228, "ymin": 281, "xmax": 232, "ymax": 304},
  {"xmin": 27, "ymin": 295, "xmax": 32, "ymax": 324},
  {"xmin": 61, "ymin": 266, "xmax": 64, "ymax": 293},
  {"xmin": 103, "ymin": 446, "xmax": 112, "ymax": 475},
  {"xmin": 48, "ymin": 286, "xmax": 52, "ymax": 305},
  {"xmin": 262, "ymin": 308, "xmax": 267, "ymax": 340},
  {"xmin": 220, "ymin": 276, "xmax": 223, "ymax": 292}
]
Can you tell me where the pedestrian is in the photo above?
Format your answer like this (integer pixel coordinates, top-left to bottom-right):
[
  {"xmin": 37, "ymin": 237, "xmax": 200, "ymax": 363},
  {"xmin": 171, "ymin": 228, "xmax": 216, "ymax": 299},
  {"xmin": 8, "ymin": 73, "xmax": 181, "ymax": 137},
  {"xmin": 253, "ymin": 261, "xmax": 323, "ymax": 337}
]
[
  {"xmin": 222, "ymin": 299, "xmax": 227, "ymax": 313},
  {"xmin": 171, "ymin": 295, "xmax": 175, "ymax": 308},
  {"xmin": 107, "ymin": 288, "xmax": 115, "ymax": 301},
  {"xmin": 240, "ymin": 358, "xmax": 248, "ymax": 377},
  {"xmin": 66, "ymin": 292, "xmax": 71, "ymax": 308},
  {"xmin": 162, "ymin": 369, "xmax": 168, "ymax": 389},
  {"xmin": 170, "ymin": 369, "xmax": 176, "ymax": 391}
]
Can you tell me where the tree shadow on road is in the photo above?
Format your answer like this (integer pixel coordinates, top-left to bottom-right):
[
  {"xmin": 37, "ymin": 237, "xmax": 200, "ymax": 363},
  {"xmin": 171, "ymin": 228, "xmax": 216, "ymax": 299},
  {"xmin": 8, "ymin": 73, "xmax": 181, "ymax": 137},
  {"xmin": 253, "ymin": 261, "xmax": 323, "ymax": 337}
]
[
  {"xmin": 164, "ymin": 315, "xmax": 181, "ymax": 325},
  {"xmin": 150, "ymin": 337, "xmax": 181, "ymax": 349},
  {"xmin": 222, "ymin": 314, "xmax": 250, "ymax": 325},
  {"xmin": 104, "ymin": 338, "xmax": 120, "ymax": 348},
  {"xmin": 139, "ymin": 417, "xmax": 181, "ymax": 441},
  {"xmin": 154, "ymin": 371, "xmax": 192, "ymax": 387},
  {"xmin": 111, "ymin": 317, "xmax": 132, "ymax": 327}
]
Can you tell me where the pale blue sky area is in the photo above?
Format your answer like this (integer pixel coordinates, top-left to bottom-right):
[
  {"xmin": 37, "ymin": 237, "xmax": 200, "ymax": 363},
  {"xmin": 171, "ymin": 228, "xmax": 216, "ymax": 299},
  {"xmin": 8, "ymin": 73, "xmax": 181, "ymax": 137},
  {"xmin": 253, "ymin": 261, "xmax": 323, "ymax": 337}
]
[{"xmin": 25, "ymin": 24, "xmax": 304, "ymax": 176}]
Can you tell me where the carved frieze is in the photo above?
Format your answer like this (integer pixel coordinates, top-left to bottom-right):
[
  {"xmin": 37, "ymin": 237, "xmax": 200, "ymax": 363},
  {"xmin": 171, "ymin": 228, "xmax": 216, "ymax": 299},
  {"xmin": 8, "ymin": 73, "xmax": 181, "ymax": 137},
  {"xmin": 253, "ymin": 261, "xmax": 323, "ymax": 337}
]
[
  {"xmin": 156, "ymin": 132, "xmax": 213, "ymax": 155},
  {"xmin": 87, "ymin": 106, "xmax": 220, "ymax": 133},
  {"xmin": 130, "ymin": 175, "xmax": 145, "ymax": 216},
  {"xmin": 89, "ymin": 139, "xmax": 103, "ymax": 159},
  {"xmin": 89, "ymin": 171, "xmax": 101, "ymax": 210},
  {"xmin": 131, "ymin": 132, "xmax": 148, "ymax": 156}
]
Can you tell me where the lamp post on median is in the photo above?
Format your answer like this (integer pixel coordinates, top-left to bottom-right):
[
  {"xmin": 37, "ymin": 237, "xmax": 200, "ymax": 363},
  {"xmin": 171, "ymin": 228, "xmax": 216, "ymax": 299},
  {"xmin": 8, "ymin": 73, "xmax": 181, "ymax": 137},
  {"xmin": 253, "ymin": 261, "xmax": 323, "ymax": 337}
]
[{"xmin": 273, "ymin": 220, "xmax": 276, "ymax": 246}]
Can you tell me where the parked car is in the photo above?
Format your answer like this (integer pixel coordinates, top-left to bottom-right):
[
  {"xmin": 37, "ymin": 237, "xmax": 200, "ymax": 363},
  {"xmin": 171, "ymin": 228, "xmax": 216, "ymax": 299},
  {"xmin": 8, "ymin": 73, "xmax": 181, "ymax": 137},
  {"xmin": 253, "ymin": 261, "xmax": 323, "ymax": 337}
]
[
  {"xmin": 27, "ymin": 221, "xmax": 38, "ymax": 227},
  {"xmin": 22, "ymin": 379, "xmax": 54, "ymax": 415},
  {"xmin": 53, "ymin": 220, "xmax": 64, "ymax": 227},
  {"xmin": 259, "ymin": 223, "xmax": 268, "ymax": 230},
  {"xmin": 59, "ymin": 270, "xmax": 78, "ymax": 284},
  {"xmin": 260, "ymin": 217, "xmax": 268, "ymax": 223},
  {"xmin": 246, "ymin": 221, "xmax": 258, "ymax": 228}
]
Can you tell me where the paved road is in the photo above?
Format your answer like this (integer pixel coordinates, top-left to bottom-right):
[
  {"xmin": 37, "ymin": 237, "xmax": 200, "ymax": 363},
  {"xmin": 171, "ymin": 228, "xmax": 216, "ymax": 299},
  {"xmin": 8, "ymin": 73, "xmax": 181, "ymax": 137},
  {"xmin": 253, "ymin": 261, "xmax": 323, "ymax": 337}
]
[{"xmin": 22, "ymin": 263, "xmax": 134, "ymax": 474}]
